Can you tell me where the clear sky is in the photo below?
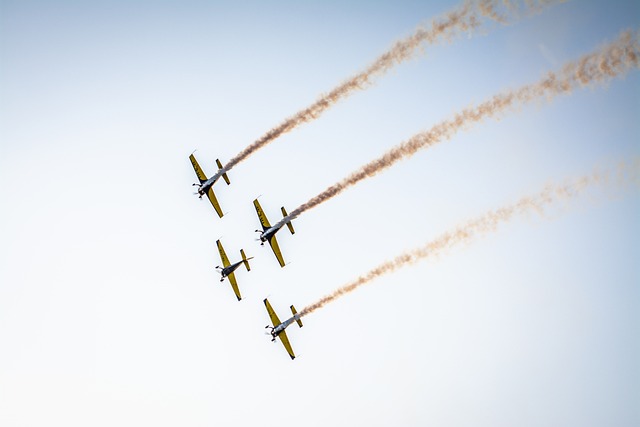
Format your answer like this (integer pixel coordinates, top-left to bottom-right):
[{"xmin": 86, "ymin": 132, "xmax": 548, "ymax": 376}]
[{"xmin": 1, "ymin": 1, "xmax": 639, "ymax": 426}]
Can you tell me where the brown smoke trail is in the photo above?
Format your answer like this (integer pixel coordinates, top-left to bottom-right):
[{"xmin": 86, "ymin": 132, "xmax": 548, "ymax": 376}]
[
  {"xmin": 299, "ymin": 160, "xmax": 640, "ymax": 317},
  {"xmin": 272, "ymin": 29, "xmax": 640, "ymax": 231},
  {"xmin": 223, "ymin": 0, "xmax": 557, "ymax": 172}
]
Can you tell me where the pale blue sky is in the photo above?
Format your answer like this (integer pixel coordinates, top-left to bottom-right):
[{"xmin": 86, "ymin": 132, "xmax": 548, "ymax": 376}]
[{"xmin": 1, "ymin": 1, "xmax": 639, "ymax": 426}]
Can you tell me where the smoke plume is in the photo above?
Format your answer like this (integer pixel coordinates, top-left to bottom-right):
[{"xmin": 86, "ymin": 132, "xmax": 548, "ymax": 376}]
[
  {"xmin": 299, "ymin": 159, "xmax": 640, "ymax": 317},
  {"xmin": 272, "ymin": 29, "xmax": 639, "ymax": 231},
  {"xmin": 222, "ymin": 0, "xmax": 558, "ymax": 172}
]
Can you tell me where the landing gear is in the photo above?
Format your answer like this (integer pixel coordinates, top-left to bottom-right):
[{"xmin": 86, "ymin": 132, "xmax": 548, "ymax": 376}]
[
  {"xmin": 192, "ymin": 184, "xmax": 204, "ymax": 199},
  {"xmin": 265, "ymin": 326, "xmax": 276, "ymax": 341}
]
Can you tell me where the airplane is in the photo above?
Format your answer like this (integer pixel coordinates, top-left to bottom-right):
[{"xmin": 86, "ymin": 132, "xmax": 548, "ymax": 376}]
[
  {"xmin": 263, "ymin": 298, "xmax": 303, "ymax": 360},
  {"xmin": 253, "ymin": 198, "xmax": 295, "ymax": 268},
  {"xmin": 215, "ymin": 239, "xmax": 253, "ymax": 301},
  {"xmin": 189, "ymin": 153, "xmax": 230, "ymax": 218}
]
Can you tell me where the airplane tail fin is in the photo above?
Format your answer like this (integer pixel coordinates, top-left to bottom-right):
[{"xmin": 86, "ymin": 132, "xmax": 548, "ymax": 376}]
[
  {"xmin": 290, "ymin": 305, "xmax": 303, "ymax": 328},
  {"xmin": 281, "ymin": 207, "xmax": 295, "ymax": 235},
  {"xmin": 216, "ymin": 159, "xmax": 231, "ymax": 185},
  {"xmin": 240, "ymin": 249, "xmax": 252, "ymax": 271}
]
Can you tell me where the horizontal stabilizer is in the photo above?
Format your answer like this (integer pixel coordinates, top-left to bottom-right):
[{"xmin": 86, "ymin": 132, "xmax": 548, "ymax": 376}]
[
  {"xmin": 240, "ymin": 249, "xmax": 252, "ymax": 271},
  {"xmin": 216, "ymin": 159, "xmax": 230, "ymax": 185},
  {"xmin": 281, "ymin": 207, "xmax": 295, "ymax": 235},
  {"xmin": 290, "ymin": 305, "xmax": 303, "ymax": 328}
]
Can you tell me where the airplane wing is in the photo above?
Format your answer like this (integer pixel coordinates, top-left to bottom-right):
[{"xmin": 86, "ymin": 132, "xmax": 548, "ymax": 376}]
[
  {"xmin": 264, "ymin": 299, "xmax": 295, "ymax": 359},
  {"xmin": 189, "ymin": 154, "xmax": 208, "ymax": 183},
  {"xmin": 227, "ymin": 272, "xmax": 241, "ymax": 301},
  {"xmin": 264, "ymin": 298, "xmax": 281, "ymax": 326},
  {"xmin": 216, "ymin": 240, "xmax": 231, "ymax": 267},
  {"xmin": 253, "ymin": 199, "xmax": 271, "ymax": 230},
  {"xmin": 206, "ymin": 187, "xmax": 224, "ymax": 218},
  {"xmin": 277, "ymin": 329, "xmax": 296, "ymax": 360},
  {"xmin": 268, "ymin": 235, "xmax": 286, "ymax": 268}
]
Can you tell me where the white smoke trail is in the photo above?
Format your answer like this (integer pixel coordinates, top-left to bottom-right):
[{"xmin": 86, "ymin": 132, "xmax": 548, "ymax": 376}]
[
  {"xmin": 272, "ymin": 29, "xmax": 639, "ymax": 231},
  {"xmin": 221, "ymin": 0, "xmax": 560, "ymax": 173},
  {"xmin": 299, "ymin": 159, "xmax": 640, "ymax": 317}
]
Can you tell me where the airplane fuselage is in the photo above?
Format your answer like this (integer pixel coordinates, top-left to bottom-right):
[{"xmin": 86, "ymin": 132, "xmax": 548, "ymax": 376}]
[
  {"xmin": 218, "ymin": 260, "xmax": 243, "ymax": 280},
  {"xmin": 270, "ymin": 315, "xmax": 300, "ymax": 338},
  {"xmin": 196, "ymin": 175, "xmax": 219, "ymax": 196},
  {"xmin": 259, "ymin": 225, "xmax": 282, "ymax": 243}
]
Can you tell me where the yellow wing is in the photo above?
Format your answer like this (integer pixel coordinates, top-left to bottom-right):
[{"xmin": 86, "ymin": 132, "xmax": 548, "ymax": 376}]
[
  {"xmin": 263, "ymin": 299, "xmax": 295, "ymax": 359},
  {"xmin": 277, "ymin": 329, "xmax": 296, "ymax": 360},
  {"xmin": 253, "ymin": 199, "xmax": 271, "ymax": 229},
  {"xmin": 227, "ymin": 272, "xmax": 241, "ymax": 301},
  {"xmin": 207, "ymin": 187, "xmax": 224, "ymax": 218},
  {"xmin": 264, "ymin": 298, "xmax": 281, "ymax": 326},
  {"xmin": 268, "ymin": 235, "xmax": 286, "ymax": 268},
  {"xmin": 189, "ymin": 154, "xmax": 208, "ymax": 183},
  {"xmin": 216, "ymin": 240, "xmax": 231, "ymax": 267}
]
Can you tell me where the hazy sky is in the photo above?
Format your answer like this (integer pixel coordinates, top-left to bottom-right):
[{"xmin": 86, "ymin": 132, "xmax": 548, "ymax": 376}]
[{"xmin": 1, "ymin": 1, "xmax": 639, "ymax": 426}]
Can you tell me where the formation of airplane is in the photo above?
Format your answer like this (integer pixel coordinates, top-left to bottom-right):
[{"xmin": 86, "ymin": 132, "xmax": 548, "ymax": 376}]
[
  {"xmin": 189, "ymin": 153, "xmax": 230, "ymax": 218},
  {"xmin": 253, "ymin": 199, "xmax": 295, "ymax": 267},
  {"xmin": 264, "ymin": 298, "xmax": 303, "ymax": 360},
  {"xmin": 215, "ymin": 239, "xmax": 253, "ymax": 301},
  {"xmin": 189, "ymin": 154, "xmax": 303, "ymax": 360}
]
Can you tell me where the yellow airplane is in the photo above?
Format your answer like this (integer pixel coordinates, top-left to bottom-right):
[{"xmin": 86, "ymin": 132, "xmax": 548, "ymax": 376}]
[
  {"xmin": 215, "ymin": 240, "xmax": 253, "ymax": 301},
  {"xmin": 189, "ymin": 153, "xmax": 230, "ymax": 218},
  {"xmin": 264, "ymin": 298, "xmax": 303, "ymax": 360},
  {"xmin": 253, "ymin": 199, "xmax": 295, "ymax": 268}
]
